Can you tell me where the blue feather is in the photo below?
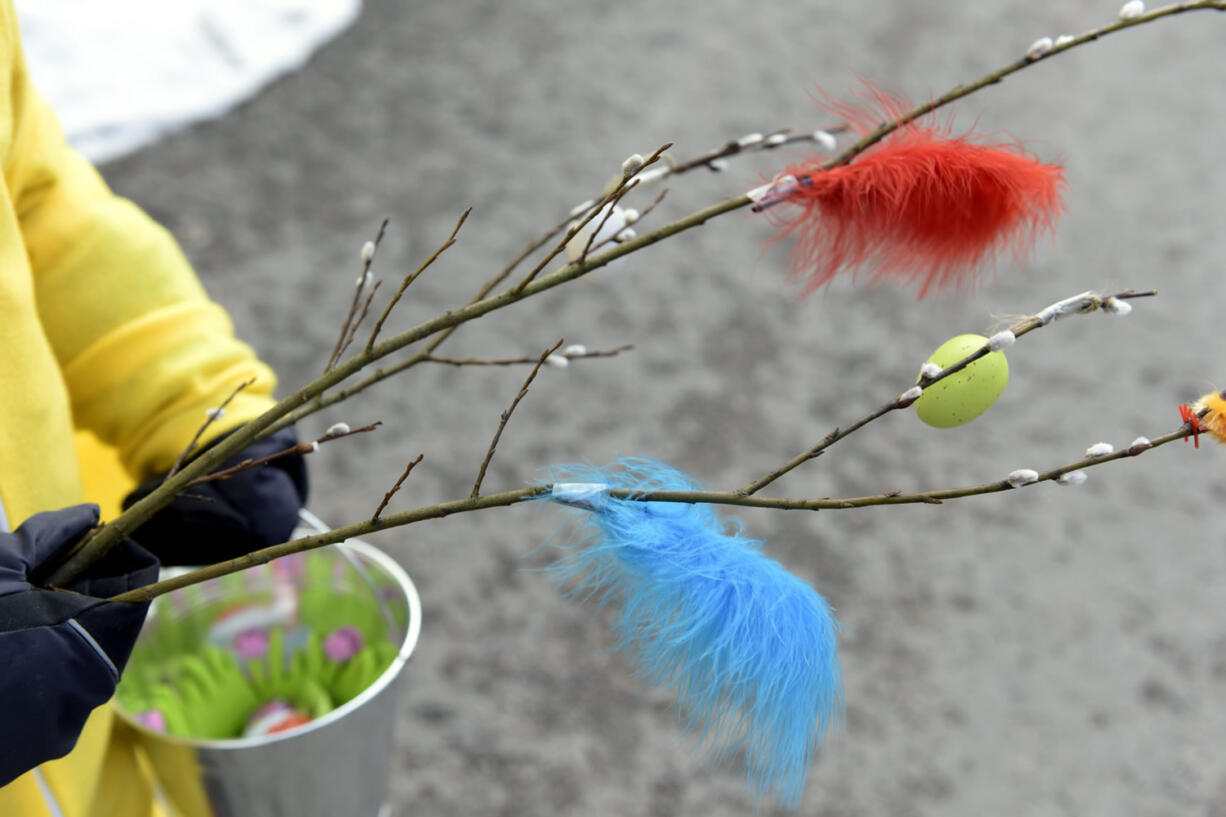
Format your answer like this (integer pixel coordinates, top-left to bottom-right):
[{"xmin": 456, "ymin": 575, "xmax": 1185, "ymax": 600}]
[{"xmin": 537, "ymin": 457, "xmax": 842, "ymax": 806}]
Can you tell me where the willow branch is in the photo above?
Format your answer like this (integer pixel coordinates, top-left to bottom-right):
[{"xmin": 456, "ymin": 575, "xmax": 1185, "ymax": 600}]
[
  {"xmin": 336, "ymin": 280, "xmax": 382, "ymax": 362},
  {"xmin": 186, "ymin": 422, "xmax": 380, "ymax": 487},
  {"xmin": 740, "ymin": 289, "xmax": 1156, "ymax": 495},
  {"xmin": 449, "ymin": 127, "xmax": 792, "ymax": 316},
  {"xmin": 110, "ymin": 417, "xmax": 1192, "ymax": 605},
  {"xmin": 166, "ymin": 378, "xmax": 254, "ymax": 479},
  {"xmin": 827, "ymin": 2, "xmax": 1226, "ymax": 167},
  {"xmin": 471, "ymin": 339, "xmax": 563, "ymax": 497},
  {"xmin": 577, "ymin": 179, "xmax": 646, "ymax": 262},
  {"xmin": 108, "ymin": 489, "xmax": 549, "ymax": 603},
  {"xmin": 366, "ymin": 208, "xmax": 471, "ymax": 351},
  {"xmin": 513, "ymin": 142, "xmax": 672, "ymax": 294},
  {"xmin": 492, "ymin": 125, "xmax": 834, "ymax": 295},
  {"xmin": 669, "ymin": 125, "xmax": 847, "ymax": 174},
  {"xmin": 422, "ymin": 344, "xmax": 633, "ymax": 367},
  {"xmin": 584, "ymin": 187, "xmax": 669, "ymax": 257},
  {"xmin": 328, "ymin": 219, "xmax": 388, "ymax": 371},
  {"xmin": 372, "ymin": 453, "xmax": 424, "ymax": 522}
]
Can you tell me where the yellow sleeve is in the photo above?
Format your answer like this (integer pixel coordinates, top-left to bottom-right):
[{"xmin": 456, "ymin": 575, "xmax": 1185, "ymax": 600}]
[
  {"xmin": 74, "ymin": 430, "xmax": 135, "ymax": 520},
  {"xmin": 3, "ymin": 8, "xmax": 277, "ymax": 479}
]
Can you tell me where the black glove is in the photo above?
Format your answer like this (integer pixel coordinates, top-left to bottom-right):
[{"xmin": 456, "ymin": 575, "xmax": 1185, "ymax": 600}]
[
  {"xmin": 0, "ymin": 504, "xmax": 158, "ymax": 785},
  {"xmin": 122, "ymin": 427, "xmax": 309, "ymax": 566}
]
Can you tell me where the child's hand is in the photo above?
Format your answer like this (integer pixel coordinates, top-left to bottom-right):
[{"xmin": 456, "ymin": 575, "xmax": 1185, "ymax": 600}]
[
  {"xmin": 122, "ymin": 427, "xmax": 309, "ymax": 566},
  {"xmin": 0, "ymin": 504, "xmax": 158, "ymax": 785}
]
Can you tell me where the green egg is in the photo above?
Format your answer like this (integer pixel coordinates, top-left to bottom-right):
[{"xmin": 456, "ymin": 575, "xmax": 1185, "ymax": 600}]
[{"xmin": 914, "ymin": 334, "xmax": 1009, "ymax": 428}]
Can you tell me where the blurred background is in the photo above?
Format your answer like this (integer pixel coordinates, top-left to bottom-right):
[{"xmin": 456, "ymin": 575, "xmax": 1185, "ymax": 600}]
[{"xmin": 24, "ymin": 0, "xmax": 1226, "ymax": 814}]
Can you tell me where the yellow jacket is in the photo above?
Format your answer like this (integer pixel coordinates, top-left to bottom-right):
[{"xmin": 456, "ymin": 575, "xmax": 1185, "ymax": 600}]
[{"xmin": 0, "ymin": 4, "xmax": 277, "ymax": 814}]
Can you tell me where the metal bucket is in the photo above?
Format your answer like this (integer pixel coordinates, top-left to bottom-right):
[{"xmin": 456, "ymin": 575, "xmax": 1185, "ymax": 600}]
[{"xmin": 114, "ymin": 511, "xmax": 421, "ymax": 817}]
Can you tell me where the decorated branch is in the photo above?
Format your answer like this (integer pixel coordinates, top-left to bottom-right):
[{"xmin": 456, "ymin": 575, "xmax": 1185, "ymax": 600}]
[{"xmin": 40, "ymin": 0, "xmax": 1226, "ymax": 806}]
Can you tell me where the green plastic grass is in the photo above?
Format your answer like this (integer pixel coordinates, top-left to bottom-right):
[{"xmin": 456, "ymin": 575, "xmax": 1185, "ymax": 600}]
[{"xmin": 116, "ymin": 549, "xmax": 405, "ymax": 740}]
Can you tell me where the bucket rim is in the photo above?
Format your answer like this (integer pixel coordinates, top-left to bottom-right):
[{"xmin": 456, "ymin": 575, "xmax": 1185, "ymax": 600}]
[{"xmin": 114, "ymin": 511, "xmax": 422, "ymax": 749}]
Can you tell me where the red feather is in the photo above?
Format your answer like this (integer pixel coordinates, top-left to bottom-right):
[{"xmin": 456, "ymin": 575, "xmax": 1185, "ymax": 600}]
[{"xmin": 770, "ymin": 83, "xmax": 1066, "ymax": 297}]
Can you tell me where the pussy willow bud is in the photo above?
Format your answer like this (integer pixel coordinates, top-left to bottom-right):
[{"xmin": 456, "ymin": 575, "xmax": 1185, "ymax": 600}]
[
  {"xmin": 1026, "ymin": 37, "xmax": 1053, "ymax": 60},
  {"xmin": 987, "ymin": 330, "xmax": 1016, "ymax": 351},
  {"xmin": 812, "ymin": 130, "xmax": 838, "ymax": 151},
  {"xmin": 1007, "ymin": 469, "xmax": 1039, "ymax": 487}
]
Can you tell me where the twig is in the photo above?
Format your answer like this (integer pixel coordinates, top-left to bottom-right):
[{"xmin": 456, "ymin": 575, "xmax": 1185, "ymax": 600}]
[
  {"xmin": 423, "ymin": 344, "xmax": 634, "ymax": 367},
  {"xmin": 110, "ymin": 416, "xmax": 1191, "ymax": 605},
  {"xmin": 630, "ymin": 186, "xmax": 668, "ymax": 223},
  {"xmin": 513, "ymin": 142, "xmax": 672, "ymax": 294},
  {"xmin": 336, "ymin": 280, "xmax": 383, "ymax": 362},
  {"xmin": 470, "ymin": 124, "xmax": 824, "ymax": 295},
  {"xmin": 489, "ymin": 125, "xmax": 832, "ymax": 299},
  {"xmin": 186, "ymin": 423, "xmax": 380, "ymax": 487},
  {"xmin": 110, "ymin": 489, "xmax": 553, "ymax": 603},
  {"xmin": 441, "ymin": 129, "xmax": 733, "ymax": 315},
  {"xmin": 584, "ymin": 187, "xmax": 670, "ymax": 258},
  {"xmin": 355, "ymin": 220, "xmax": 578, "ymax": 386},
  {"xmin": 166, "ymin": 378, "xmax": 255, "ymax": 479},
  {"xmin": 514, "ymin": 195, "xmax": 618, "ymax": 295},
  {"xmin": 470, "ymin": 339, "xmax": 564, "ymax": 498},
  {"xmin": 399, "ymin": 221, "xmax": 573, "ymax": 361},
  {"xmin": 366, "ymin": 208, "xmax": 471, "ymax": 352},
  {"xmin": 455, "ymin": 218, "xmax": 575, "ymax": 312},
  {"xmin": 372, "ymin": 454, "xmax": 424, "ymax": 522},
  {"xmin": 824, "ymin": 2, "xmax": 1226, "ymax": 170},
  {"xmin": 669, "ymin": 125, "xmax": 849, "ymax": 174},
  {"xmin": 578, "ymin": 181, "xmax": 639, "ymax": 262},
  {"xmin": 328, "ymin": 219, "xmax": 389, "ymax": 371},
  {"xmin": 627, "ymin": 428, "xmax": 1186, "ymax": 511},
  {"xmin": 740, "ymin": 289, "xmax": 1157, "ymax": 496}
]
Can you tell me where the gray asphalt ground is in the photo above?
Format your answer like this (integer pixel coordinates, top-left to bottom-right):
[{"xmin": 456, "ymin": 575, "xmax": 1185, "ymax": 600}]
[{"xmin": 98, "ymin": 1, "xmax": 1226, "ymax": 815}]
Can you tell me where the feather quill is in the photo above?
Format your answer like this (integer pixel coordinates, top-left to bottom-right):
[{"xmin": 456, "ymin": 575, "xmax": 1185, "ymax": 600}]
[{"xmin": 538, "ymin": 458, "xmax": 842, "ymax": 806}]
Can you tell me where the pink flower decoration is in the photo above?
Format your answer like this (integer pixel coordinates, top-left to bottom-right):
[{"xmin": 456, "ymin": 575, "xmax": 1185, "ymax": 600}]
[
  {"xmin": 322, "ymin": 625, "xmax": 364, "ymax": 662},
  {"xmin": 234, "ymin": 627, "xmax": 270, "ymax": 659},
  {"xmin": 135, "ymin": 710, "xmax": 167, "ymax": 732}
]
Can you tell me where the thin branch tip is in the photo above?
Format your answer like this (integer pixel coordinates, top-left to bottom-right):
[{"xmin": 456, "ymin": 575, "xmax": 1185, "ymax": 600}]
[{"xmin": 470, "ymin": 339, "xmax": 564, "ymax": 498}]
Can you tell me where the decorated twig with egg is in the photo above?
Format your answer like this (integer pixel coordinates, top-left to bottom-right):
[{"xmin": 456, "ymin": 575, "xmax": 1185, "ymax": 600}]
[{"xmin": 741, "ymin": 289, "xmax": 1154, "ymax": 495}]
